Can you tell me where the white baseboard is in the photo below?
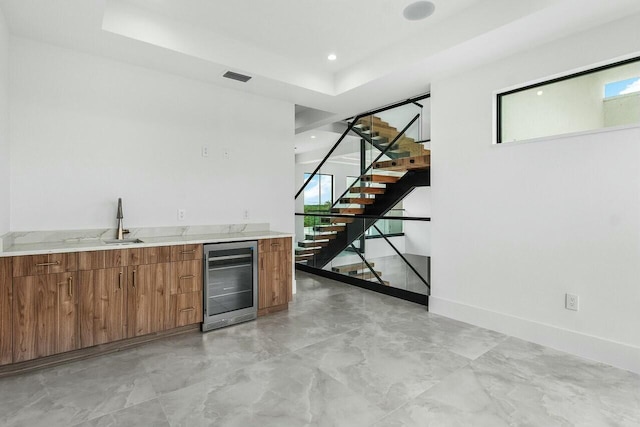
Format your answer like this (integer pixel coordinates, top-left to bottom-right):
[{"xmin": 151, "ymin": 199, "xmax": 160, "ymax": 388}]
[{"xmin": 429, "ymin": 296, "xmax": 640, "ymax": 375}]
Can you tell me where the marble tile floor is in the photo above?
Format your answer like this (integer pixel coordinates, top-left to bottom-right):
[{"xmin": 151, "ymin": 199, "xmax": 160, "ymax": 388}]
[{"xmin": 1, "ymin": 271, "xmax": 638, "ymax": 426}]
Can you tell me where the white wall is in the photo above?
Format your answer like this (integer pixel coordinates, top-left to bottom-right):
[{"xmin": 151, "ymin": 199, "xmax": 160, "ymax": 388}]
[
  {"xmin": 9, "ymin": 37, "xmax": 294, "ymax": 233},
  {"xmin": 0, "ymin": 7, "xmax": 9, "ymax": 235},
  {"xmin": 430, "ymin": 14, "xmax": 640, "ymax": 373}
]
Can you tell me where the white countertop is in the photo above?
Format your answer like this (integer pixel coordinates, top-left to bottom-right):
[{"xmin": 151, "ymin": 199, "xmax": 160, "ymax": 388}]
[{"xmin": 0, "ymin": 224, "xmax": 292, "ymax": 257}]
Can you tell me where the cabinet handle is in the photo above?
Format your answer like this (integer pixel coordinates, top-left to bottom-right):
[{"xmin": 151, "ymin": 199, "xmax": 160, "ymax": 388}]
[
  {"xmin": 132, "ymin": 269, "xmax": 136, "ymax": 288},
  {"xmin": 180, "ymin": 307, "xmax": 196, "ymax": 313},
  {"xmin": 35, "ymin": 261, "xmax": 60, "ymax": 267},
  {"xmin": 179, "ymin": 275, "xmax": 195, "ymax": 280},
  {"xmin": 180, "ymin": 249, "xmax": 196, "ymax": 254},
  {"xmin": 118, "ymin": 271, "xmax": 123, "ymax": 289},
  {"xmin": 68, "ymin": 276, "xmax": 73, "ymax": 297},
  {"xmin": 271, "ymin": 243, "xmax": 281, "ymax": 247}
]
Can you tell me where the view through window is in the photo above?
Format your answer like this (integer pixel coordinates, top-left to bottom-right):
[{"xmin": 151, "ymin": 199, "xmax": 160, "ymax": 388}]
[{"xmin": 303, "ymin": 173, "xmax": 333, "ymax": 227}]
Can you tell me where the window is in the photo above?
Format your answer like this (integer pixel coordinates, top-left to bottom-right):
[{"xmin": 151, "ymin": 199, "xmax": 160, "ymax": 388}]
[
  {"xmin": 497, "ymin": 56, "xmax": 640, "ymax": 143},
  {"xmin": 303, "ymin": 173, "xmax": 333, "ymax": 227}
]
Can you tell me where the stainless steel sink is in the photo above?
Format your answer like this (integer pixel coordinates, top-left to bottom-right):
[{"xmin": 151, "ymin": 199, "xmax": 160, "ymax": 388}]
[{"xmin": 103, "ymin": 238, "xmax": 144, "ymax": 245}]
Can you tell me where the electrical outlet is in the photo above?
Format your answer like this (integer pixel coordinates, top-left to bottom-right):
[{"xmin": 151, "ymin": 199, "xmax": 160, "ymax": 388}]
[
  {"xmin": 243, "ymin": 209, "xmax": 249, "ymax": 220},
  {"xmin": 177, "ymin": 209, "xmax": 186, "ymax": 221},
  {"xmin": 223, "ymin": 148, "xmax": 230, "ymax": 160},
  {"xmin": 565, "ymin": 293, "xmax": 579, "ymax": 311},
  {"xmin": 201, "ymin": 146, "xmax": 209, "ymax": 157}
]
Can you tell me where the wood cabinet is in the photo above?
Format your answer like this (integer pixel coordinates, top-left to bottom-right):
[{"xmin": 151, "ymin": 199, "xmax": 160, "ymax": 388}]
[
  {"xmin": 171, "ymin": 291, "xmax": 202, "ymax": 328},
  {"xmin": 13, "ymin": 272, "xmax": 78, "ymax": 362},
  {"xmin": 0, "ymin": 258, "xmax": 12, "ymax": 365},
  {"xmin": 128, "ymin": 246, "xmax": 171, "ymax": 266},
  {"xmin": 79, "ymin": 267, "xmax": 126, "ymax": 348},
  {"xmin": 1, "ymin": 238, "xmax": 289, "ymax": 369},
  {"xmin": 78, "ymin": 249, "xmax": 128, "ymax": 271},
  {"xmin": 171, "ymin": 244, "xmax": 202, "ymax": 262},
  {"xmin": 258, "ymin": 237, "xmax": 292, "ymax": 316},
  {"xmin": 171, "ymin": 259, "xmax": 202, "ymax": 295},
  {"xmin": 169, "ymin": 259, "xmax": 203, "ymax": 328},
  {"xmin": 13, "ymin": 252, "xmax": 77, "ymax": 277},
  {"xmin": 127, "ymin": 262, "xmax": 171, "ymax": 337}
]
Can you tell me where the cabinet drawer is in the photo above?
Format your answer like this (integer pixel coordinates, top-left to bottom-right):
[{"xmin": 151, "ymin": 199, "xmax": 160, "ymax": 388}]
[
  {"xmin": 128, "ymin": 246, "xmax": 172, "ymax": 266},
  {"xmin": 171, "ymin": 244, "xmax": 202, "ymax": 262},
  {"xmin": 171, "ymin": 259, "xmax": 202, "ymax": 295},
  {"xmin": 78, "ymin": 249, "xmax": 128, "ymax": 271},
  {"xmin": 13, "ymin": 252, "xmax": 78, "ymax": 277},
  {"xmin": 173, "ymin": 291, "xmax": 202, "ymax": 327},
  {"xmin": 258, "ymin": 238, "xmax": 290, "ymax": 253}
]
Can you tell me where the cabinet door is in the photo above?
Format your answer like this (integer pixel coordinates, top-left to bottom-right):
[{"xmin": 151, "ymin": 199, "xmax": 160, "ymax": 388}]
[
  {"xmin": 259, "ymin": 250, "xmax": 291, "ymax": 310},
  {"xmin": 171, "ymin": 291, "xmax": 203, "ymax": 328},
  {"xmin": 13, "ymin": 272, "xmax": 78, "ymax": 362},
  {"xmin": 79, "ymin": 267, "xmax": 126, "ymax": 348},
  {"xmin": 0, "ymin": 258, "xmax": 12, "ymax": 365},
  {"xmin": 127, "ymin": 263, "xmax": 171, "ymax": 337},
  {"xmin": 171, "ymin": 259, "xmax": 202, "ymax": 295}
]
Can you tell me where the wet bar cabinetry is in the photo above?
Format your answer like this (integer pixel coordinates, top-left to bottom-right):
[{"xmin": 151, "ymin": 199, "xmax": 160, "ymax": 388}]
[
  {"xmin": 1, "ymin": 244, "xmax": 205, "ymax": 366},
  {"xmin": 258, "ymin": 237, "xmax": 293, "ymax": 316},
  {"xmin": 78, "ymin": 249, "xmax": 128, "ymax": 348},
  {"xmin": 12, "ymin": 253, "xmax": 79, "ymax": 362},
  {"xmin": 0, "ymin": 237, "xmax": 290, "ymax": 370}
]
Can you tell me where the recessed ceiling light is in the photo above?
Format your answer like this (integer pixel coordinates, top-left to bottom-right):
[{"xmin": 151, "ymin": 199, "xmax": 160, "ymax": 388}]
[
  {"xmin": 327, "ymin": 53, "xmax": 337, "ymax": 61},
  {"xmin": 311, "ymin": 135, "xmax": 316, "ymax": 139},
  {"xmin": 537, "ymin": 90, "xmax": 544, "ymax": 96},
  {"xmin": 403, "ymin": 1, "xmax": 435, "ymax": 21}
]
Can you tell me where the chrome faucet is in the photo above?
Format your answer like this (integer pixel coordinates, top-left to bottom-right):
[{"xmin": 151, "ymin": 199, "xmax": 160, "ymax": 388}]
[{"xmin": 116, "ymin": 198, "xmax": 130, "ymax": 240}]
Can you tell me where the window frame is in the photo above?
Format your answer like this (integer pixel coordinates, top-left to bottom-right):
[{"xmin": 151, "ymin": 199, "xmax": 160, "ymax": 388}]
[{"xmin": 496, "ymin": 55, "xmax": 640, "ymax": 144}]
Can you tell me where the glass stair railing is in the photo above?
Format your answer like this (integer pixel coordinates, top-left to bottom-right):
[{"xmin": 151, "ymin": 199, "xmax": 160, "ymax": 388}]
[{"xmin": 295, "ymin": 96, "xmax": 431, "ymax": 304}]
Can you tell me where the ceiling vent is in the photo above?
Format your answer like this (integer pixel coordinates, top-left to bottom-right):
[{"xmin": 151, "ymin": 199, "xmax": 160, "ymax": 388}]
[{"xmin": 223, "ymin": 71, "xmax": 252, "ymax": 83}]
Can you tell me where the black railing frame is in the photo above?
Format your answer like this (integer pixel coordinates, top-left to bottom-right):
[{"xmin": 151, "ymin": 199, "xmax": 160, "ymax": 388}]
[
  {"xmin": 349, "ymin": 243, "xmax": 386, "ymax": 287},
  {"xmin": 372, "ymin": 224, "xmax": 430, "ymax": 292},
  {"xmin": 295, "ymin": 212, "xmax": 430, "ymax": 221},
  {"xmin": 331, "ymin": 113, "xmax": 420, "ymax": 210},
  {"xmin": 295, "ymin": 93, "xmax": 430, "ymax": 199}
]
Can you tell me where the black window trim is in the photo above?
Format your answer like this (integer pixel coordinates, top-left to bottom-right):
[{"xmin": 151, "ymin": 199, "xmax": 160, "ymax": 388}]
[{"xmin": 496, "ymin": 55, "xmax": 640, "ymax": 144}]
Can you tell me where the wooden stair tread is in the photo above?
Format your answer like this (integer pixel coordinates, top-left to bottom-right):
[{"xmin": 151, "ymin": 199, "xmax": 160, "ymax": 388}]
[
  {"xmin": 360, "ymin": 174, "xmax": 401, "ymax": 184},
  {"xmin": 322, "ymin": 217, "xmax": 356, "ymax": 224},
  {"xmin": 350, "ymin": 271, "xmax": 382, "ymax": 280},
  {"xmin": 295, "ymin": 248, "xmax": 322, "ymax": 255},
  {"xmin": 313, "ymin": 225, "xmax": 345, "ymax": 232},
  {"xmin": 295, "ymin": 253, "xmax": 314, "ymax": 258},
  {"xmin": 332, "ymin": 262, "xmax": 375, "ymax": 273},
  {"xmin": 350, "ymin": 187, "xmax": 386, "ymax": 195},
  {"xmin": 339, "ymin": 198, "xmax": 375, "ymax": 205},
  {"xmin": 305, "ymin": 233, "xmax": 337, "ymax": 240},
  {"xmin": 298, "ymin": 241, "xmax": 329, "ymax": 248},
  {"xmin": 331, "ymin": 208, "xmax": 364, "ymax": 215},
  {"xmin": 356, "ymin": 116, "xmax": 390, "ymax": 128},
  {"xmin": 373, "ymin": 154, "xmax": 431, "ymax": 172}
]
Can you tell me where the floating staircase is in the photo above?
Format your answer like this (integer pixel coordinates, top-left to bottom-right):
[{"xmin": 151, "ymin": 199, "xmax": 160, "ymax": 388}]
[
  {"xmin": 296, "ymin": 114, "xmax": 430, "ymax": 288},
  {"xmin": 352, "ymin": 115, "xmax": 430, "ymax": 159}
]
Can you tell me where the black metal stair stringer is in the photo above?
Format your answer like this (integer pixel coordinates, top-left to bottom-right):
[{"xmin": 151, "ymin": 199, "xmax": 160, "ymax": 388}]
[{"xmin": 308, "ymin": 168, "xmax": 430, "ymax": 269}]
